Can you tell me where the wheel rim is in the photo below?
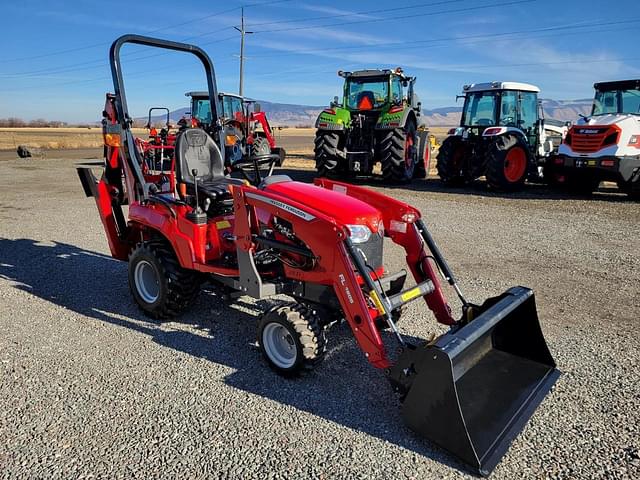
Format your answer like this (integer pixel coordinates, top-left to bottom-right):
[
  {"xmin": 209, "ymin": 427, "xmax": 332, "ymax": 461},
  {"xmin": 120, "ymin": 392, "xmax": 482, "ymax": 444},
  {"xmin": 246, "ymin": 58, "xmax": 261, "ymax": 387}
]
[
  {"xmin": 504, "ymin": 147, "xmax": 527, "ymax": 182},
  {"xmin": 134, "ymin": 260, "xmax": 160, "ymax": 304},
  {"xmin": 405, "ymin": 132, "xmax": 415, "ymax": 169},
  {"xmin": 424, "ymin": 141, "xmax": 430, "ymax": 172},
  {"xmin": 262, "ymin": 323, "xmax": 297, "ymax": 369}
]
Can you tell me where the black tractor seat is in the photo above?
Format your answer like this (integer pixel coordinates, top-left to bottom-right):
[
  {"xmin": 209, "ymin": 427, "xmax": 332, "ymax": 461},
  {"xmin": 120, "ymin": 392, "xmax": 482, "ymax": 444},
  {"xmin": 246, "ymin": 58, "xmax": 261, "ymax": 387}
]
[{"xmin": 174, "ymin": 128, "xmax": 243, "ymax": 209}]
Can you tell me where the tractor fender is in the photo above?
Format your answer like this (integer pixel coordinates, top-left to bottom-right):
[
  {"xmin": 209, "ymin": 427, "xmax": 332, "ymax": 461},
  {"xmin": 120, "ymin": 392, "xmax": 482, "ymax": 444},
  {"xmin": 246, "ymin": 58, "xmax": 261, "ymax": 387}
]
[
  {"xmin": 128, "ymin": 204, "xmax": 200, "ymax": 269},
  {"xmin": 375, "ymin": 107, "xmax": 417, "ymax": 130},
  {"xmin": 482, "ymin": 126, "xmax": 528, "ymax": 141},
  {"xmin": 315, "ymin": 107, "xmax": 349, "ymax": 131}
]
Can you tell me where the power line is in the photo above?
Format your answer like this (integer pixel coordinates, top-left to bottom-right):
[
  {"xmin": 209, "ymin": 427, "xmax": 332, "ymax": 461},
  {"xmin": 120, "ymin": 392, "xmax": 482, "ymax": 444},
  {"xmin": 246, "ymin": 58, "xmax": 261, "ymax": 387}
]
[
  {"xmin": 244, "ymin": 0, "xmax": 466, "ymax": 28},
  {"xmin": 250, "ymin": 0, "xmax": 536, "ymax": 34},
  {"xmin": 0, "ymin": 0, "xmax": 515, "ymax": 77},
  {"xmin": 3, "ymin": 16, "xmax": 637, "ymax": 82},
  {"xmin": 1, "ymin": 18, "xmax": 636, "ymax": 88},
  {"xmin": 0, "ymin": 0, "xmax": 295, "ymax": 64},
  {"xmin": 243, "ymin": 18, "xmax": 640, "ymax": 60}
]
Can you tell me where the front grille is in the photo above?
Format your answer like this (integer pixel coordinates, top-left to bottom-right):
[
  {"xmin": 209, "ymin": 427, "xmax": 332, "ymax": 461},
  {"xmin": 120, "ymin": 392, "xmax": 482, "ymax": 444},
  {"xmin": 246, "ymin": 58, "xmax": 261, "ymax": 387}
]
[
  {"xmin": 570, "ymin": 126, "xmax": 619, "ymax": 153},
  {"xmin": 355, "ymin": 232, "xmax": 383, "ymax": 271}
]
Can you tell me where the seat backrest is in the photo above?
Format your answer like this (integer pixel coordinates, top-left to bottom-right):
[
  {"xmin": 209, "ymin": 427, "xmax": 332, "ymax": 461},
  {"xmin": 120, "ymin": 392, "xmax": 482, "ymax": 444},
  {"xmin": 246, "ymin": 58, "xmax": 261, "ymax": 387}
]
[{"xmin": 175, "ymin": 128, "xmax": 224, "ymax": 184}]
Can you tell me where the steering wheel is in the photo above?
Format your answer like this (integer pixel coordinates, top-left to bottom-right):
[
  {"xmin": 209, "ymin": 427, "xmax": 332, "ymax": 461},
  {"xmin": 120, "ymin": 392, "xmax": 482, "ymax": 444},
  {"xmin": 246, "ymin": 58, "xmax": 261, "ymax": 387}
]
[{"xmin": 232, "ymin": 153, "xmax": 281, "ymax": 186}]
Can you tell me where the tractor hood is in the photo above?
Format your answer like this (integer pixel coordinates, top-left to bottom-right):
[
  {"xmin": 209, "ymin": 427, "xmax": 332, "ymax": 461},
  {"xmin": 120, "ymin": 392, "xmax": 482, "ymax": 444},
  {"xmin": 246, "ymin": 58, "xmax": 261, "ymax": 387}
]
[
  {"xmin": 576, "ymin": 113, "xmax": 640, "ymax": 128},
  {"xmin": 263, "ymin": 181, "xmax": 382, "ymax": 232}
]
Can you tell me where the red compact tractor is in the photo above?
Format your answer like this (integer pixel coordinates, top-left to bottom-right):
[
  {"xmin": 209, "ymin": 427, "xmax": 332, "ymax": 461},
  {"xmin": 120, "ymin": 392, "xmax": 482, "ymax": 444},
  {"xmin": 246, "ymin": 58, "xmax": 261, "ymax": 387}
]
[
  {"xmin": 78, "ymin": 35, "xmax": 559, "ymax": 476},
  {"xmin": 186, "ymin": 90, "xmax": 285, "ymax": 168},
  {"xmin": 135, "ymin": 107, "xmax": 177, "ymax": 176}
]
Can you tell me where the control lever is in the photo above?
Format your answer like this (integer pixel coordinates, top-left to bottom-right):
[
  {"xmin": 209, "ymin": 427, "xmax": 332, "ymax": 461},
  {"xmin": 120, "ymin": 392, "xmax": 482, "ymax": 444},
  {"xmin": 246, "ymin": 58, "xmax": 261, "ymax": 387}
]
[
  {"xmin": 191, "ymin": 168, "xmax": 202, "ymax": 213},
  {"xmin": 186, "ymin": 168, "xmax": 207, "ymax": 224}
]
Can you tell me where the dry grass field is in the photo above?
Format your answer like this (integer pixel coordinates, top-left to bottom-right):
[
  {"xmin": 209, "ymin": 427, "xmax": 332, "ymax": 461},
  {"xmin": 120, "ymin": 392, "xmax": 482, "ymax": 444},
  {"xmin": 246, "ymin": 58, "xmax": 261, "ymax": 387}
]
[{"xmin": 1, "ymin": 126, "xmax": 453, "ymax": 152}]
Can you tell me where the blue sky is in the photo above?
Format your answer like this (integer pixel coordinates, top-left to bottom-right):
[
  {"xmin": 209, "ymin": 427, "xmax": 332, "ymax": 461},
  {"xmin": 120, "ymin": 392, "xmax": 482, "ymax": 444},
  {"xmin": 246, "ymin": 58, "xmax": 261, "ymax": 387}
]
[{"xmin": 1, "ymin": 0, "xmax": 639, "ymax": 122}]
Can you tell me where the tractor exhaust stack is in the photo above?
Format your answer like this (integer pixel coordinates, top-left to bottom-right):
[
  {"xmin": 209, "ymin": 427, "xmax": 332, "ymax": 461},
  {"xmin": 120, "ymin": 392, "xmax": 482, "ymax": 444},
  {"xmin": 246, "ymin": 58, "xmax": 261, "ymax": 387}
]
[{"xmin": 388, "ymin": 287, "xmax": 559, "ymax": 476}]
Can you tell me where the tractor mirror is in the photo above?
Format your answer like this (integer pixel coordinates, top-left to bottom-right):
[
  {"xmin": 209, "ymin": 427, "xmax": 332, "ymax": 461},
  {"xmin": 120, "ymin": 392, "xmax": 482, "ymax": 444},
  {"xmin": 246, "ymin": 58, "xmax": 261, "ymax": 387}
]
[
  {"xmin": 411, "ymin": 92, "xmax": 421, "ymax": 109},
  {"xmin": 331, "ymin": 95, "xmax": 340, "ymax": 107},
  {"xmin": 254, "ymin": 103, "xmax": 261, "ymax": 113}
]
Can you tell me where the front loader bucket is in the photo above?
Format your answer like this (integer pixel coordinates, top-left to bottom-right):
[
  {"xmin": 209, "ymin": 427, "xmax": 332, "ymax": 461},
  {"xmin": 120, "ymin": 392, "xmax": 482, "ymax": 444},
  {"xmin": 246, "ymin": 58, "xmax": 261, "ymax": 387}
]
[{"xmin": 390, "ymin": 286, "xmax": 559, "ymax": 476}]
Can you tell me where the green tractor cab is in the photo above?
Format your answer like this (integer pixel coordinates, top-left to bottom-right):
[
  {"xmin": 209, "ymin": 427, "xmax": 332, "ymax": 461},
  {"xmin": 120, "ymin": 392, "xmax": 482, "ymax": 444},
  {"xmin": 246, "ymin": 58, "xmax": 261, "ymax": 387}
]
[{"xmin": 314, "ymin": 68, "xmax": 431, "ymax": 183}]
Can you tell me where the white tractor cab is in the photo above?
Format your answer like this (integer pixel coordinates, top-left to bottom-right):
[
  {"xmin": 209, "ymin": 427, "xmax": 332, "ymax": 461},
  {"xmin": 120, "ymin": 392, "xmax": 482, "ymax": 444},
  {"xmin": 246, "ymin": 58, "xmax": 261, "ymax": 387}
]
[
  {"xmin": 553, "ymin": 79, "xmax": 640, "ymax": 198},
  {"xmin": 437, "ymin": 81, "xmax": 567, "ymax": 191}
]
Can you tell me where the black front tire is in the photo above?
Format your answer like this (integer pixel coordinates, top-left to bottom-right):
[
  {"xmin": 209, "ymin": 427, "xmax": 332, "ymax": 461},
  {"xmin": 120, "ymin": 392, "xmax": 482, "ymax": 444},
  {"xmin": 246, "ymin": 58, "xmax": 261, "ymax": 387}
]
[
  {"xmin": 436, "ymin": 136, "xmax": 466, "ymax": 185},
  {"xmin": 380, "ymin": 122, "xmax": 417, "ymax": 183},
  {"xmin": 314, "ymin": 130, "xmax": 344, "ymax": 177},
  {"xmin": 128, "ymin": 241, "xmax": 201, "ymax": 319},
  {"xmin": 485, "ymin": 133, "xmax": 530, "ymax": 192},
  {"xmin": 258, "ymin": 303, "xmax": 326, "ymax": 376}
]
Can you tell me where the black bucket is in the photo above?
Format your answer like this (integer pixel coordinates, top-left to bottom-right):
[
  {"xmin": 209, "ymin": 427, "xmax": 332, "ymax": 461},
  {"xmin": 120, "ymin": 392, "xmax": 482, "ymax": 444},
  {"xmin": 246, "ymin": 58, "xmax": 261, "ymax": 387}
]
[{"xmin": 389, "ymin": 286, "xmax": 559, "ymax": 476}]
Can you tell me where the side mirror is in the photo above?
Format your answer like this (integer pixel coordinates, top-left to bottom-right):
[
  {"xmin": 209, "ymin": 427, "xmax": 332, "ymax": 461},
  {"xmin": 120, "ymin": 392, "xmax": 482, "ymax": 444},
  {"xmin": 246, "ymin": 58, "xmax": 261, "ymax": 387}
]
[
  {"xmin": 330, "ymin": 95, "xmax": 340, "ymax": 107},
  {"xmin": 254, "ymin": 103, "xmax": 261, "ymax": 113},
  {"xmin": 411, "ymin": 92, "xmax": 420, "ymax": 109}
]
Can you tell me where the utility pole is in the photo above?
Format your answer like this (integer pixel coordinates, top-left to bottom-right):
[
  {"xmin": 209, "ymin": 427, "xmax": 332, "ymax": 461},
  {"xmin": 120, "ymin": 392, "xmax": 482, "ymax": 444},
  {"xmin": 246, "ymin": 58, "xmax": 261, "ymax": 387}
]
[{"xmin": 234, "ymin": 8, "xmax": 253, "ymax": 97}]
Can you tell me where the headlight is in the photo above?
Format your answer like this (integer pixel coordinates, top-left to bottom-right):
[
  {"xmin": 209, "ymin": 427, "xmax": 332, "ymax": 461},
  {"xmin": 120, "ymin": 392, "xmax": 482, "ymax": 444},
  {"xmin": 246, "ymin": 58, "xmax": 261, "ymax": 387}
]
[{"xmin": 347, "ymin": 225, "xmax": 371, "ymax": 244}]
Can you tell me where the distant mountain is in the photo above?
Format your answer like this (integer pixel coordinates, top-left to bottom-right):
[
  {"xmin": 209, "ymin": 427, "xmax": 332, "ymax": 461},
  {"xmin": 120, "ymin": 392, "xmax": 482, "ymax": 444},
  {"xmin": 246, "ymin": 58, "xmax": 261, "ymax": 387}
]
[{"xmin": 145, "ymin": 98, "xmax": 593, "ymax": 127}]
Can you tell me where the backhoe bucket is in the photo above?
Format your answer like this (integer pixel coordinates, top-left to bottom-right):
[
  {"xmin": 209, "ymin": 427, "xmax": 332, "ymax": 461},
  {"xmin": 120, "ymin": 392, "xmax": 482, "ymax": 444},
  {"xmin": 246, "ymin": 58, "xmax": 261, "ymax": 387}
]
[{"xmin": 390, "ymin": 286, "xmax": 559, "ymax": 476}]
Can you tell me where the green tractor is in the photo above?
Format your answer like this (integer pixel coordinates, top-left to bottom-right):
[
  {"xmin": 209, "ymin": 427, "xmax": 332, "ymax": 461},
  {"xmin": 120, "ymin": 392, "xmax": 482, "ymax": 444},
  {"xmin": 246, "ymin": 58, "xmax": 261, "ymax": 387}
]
[{"xmin": 314, "ymin": 68, "xmax": 430, "ymax": 183}]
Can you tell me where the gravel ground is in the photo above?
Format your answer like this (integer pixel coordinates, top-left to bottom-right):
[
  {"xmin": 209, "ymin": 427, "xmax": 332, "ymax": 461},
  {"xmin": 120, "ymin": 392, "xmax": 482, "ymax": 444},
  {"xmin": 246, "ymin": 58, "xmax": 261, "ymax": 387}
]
[{"xmin": 0, "ymin": 155, "xmax": 639, "ymax": 479}]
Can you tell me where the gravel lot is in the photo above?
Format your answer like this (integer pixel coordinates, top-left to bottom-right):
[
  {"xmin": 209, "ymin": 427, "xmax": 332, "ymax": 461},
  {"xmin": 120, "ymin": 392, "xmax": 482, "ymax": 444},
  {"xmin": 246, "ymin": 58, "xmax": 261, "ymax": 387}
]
[{"xmin": 1, "ymin": 154, "xmax": 639, "ymax": 479}]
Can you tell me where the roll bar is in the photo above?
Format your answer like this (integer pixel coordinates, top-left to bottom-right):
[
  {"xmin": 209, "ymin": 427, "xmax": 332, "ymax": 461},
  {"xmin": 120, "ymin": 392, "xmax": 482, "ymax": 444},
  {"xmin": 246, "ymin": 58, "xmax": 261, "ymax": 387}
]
[
  {"xmin": 109, "ymin": 34, "xmax": 221, "ymax": 130},
  {"xmin": 107, "ymin": 34, "xmax": 225, "ymax": 201}
]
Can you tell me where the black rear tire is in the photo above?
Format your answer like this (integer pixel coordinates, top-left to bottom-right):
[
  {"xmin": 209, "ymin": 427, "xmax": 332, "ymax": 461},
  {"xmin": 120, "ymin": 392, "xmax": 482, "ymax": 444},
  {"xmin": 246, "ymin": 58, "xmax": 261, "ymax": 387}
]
[
  {"xmin": 436, "ymin": 136, "xmax": 466, "ymax": 185},
  {"xmin": 258, "ymin": 303, "xmax": 326, "ymax": 377},
  {"xmin": 128, "ymin": 241, "xmax": 201, "ymax": 319},
  {"xmin": 485, "ymin": 133, "xmax": 530, "ymax": 192},
  {"xmin": 380, "ymin": 122, "xmax": 417, "ymax": 183},
  {"xmin": 314, "ymin": 130, "xmax": 344, "ymax": 177}
]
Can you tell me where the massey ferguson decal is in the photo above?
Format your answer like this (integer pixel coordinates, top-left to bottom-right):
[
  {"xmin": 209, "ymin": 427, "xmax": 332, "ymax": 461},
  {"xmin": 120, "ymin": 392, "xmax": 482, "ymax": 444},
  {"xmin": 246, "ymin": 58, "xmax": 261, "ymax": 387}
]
[{"xmin": 245, "ymin": 192, "xmax": 316, "ymax": 221}]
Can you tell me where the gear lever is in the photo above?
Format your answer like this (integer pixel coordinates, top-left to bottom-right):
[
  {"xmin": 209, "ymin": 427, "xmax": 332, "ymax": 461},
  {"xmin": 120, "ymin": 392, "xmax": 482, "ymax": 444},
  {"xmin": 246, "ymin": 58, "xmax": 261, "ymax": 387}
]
[{"xmin": 186, "ymin": 168, "xmax": 207, "ymax": 224}]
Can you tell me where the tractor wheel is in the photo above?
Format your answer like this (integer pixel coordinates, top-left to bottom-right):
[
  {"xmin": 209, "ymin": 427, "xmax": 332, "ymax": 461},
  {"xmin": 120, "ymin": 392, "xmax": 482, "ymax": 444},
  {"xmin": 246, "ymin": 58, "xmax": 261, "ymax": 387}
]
[
  {"xmin": 258, "ymin": 303, "xmax": 326, "ymax": 376},
  {"xmin": 436, "ymin": 136, "xmax": 466, "ymax": 185},
  {"xmin": 314, "ymin": 130, "xmax": 344, "ymax": 177},
  {"xmin": 128, "ymin": 241, "xmax": 201, "ymax": 319},
  {"xmin": 485, "ymin": 134, "xmax": 530, "ymax": 191},
  {"xmin": 251, "ymin": 136, "xmax": 271, "ymax": 157},
  {"xmin": 413, "ymin": 130, "xmax": 431, "ymax": 179},
  {"xmin": 380, "ymin": 122, "xmax": 417, "ymax": 183}
]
